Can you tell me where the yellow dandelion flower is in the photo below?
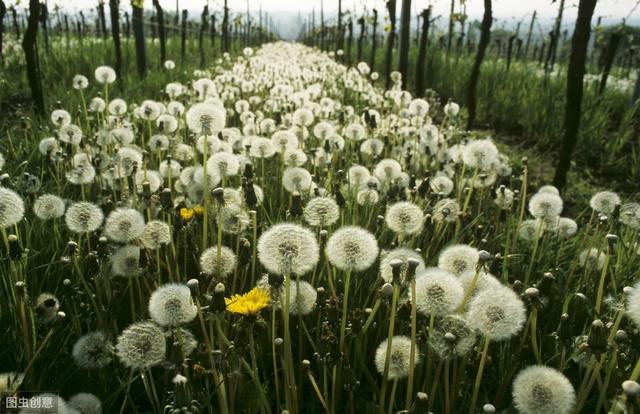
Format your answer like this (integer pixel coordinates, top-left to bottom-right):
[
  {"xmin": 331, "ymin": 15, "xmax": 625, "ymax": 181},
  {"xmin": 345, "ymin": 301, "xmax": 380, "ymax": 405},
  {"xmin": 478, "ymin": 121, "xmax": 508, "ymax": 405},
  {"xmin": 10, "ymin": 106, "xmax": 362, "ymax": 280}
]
[
  {"xmin": 180, "ymin": 208, "xmax": 195, "ymax": 221},
  {"xmin": 225, "ymin": 288, "xmax": 270, "ymax": 316},
  {"xmin": 193, "ymin": 205, "xmax": 204, "ymax": 215}
]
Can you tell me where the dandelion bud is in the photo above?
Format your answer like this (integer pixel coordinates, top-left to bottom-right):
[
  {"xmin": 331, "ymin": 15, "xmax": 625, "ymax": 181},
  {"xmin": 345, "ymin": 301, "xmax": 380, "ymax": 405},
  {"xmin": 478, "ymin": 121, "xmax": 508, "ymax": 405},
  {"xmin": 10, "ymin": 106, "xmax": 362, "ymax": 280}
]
[
  {"xmin": 67, "ymin": 240, "xmax": 79, "ymax": 255},
  {"xmin": 557, "ymin": 313, "xmax": 572, "ymax": 342},
  {"xmin": 482, "ymin": 404, "xmax": 496, "ymax": 414},
  {"xmin": 302, "ymin": 359, "xmax": 311, "ymax": 371},
  {"xmin": 8, "ymin": 234, "xmax": 22, "ymax": 261},
  {"xmin": 243, "ymin": 163, "xmax": 254, "ymax": 180},
  {"xmin": 389, "ymin": 259, "xmax": 404, "ymax": 284},
  {"xmin": 333, "ymin": 184, "xmax": 345, "ymax": 207},
  {"xmin": 211, "ymin": 283, "xmax": 226, "ymax": 313},
  {"xmin": 623, "ymin": 380, "xmax": 640, "ymax": 397},
  {"xmin": 160, "ymin": 188, "xmax": 172, "ymax": 210},
  {"xmin": 97, "ymin": 237, "xmax": 109, "ymax": 258},
  {"xmin": 587, "ymin": 319, "xmax": 608, "ymax": 354},
  {"xmin": 36, "ymin": 293, "xmax": 60, "ymax": 323},
  {"xmin": 615, "ymin": 329, "xmax": 628, "ymax": 343},
  {"xmin": 316, "ymin": 287, "xmax": 326, "ymax": 309},
  {"xmin": 187, "ymin": 279, "xmax": 200, "ymax": 297},
  {"xmin": 290, "ymin": 192, "xmax": 302, "ymax": 217},
  {"xmin": 525, "ymin": 287, "xmax": 539, "ymax": 299},
  {"xmin": 477, "ymin": 250, "xmax": 492, "ymax": 263},
  {"xmin": 63, "ymin": 278, "xmax": 71, "ymax": 286},
  {"xmin": 537, "ymin": 272, "xmax": 555, "ymax": 297},
  {"xmin": 380, "ymin": 283, "xmax": 394, "ymax": 298},
  {"xmin": 521, "ymin": 157, "xmax": 528, "ymax": 166},
  {"xmin": 56, "ymin": 311, "xmax": 66, "ymax": 320},
  {"xmin": 268, "ymin": 273, "xmax": 284, "ymax": 288},
  {"xmin": 416, "ymin": 391, "xmax": 429, "ymax": 408},
  {"xmin": 606, "ymin": 234, "xmax": 618, "ymax": 254},
  {"xmin": 405, "ymin": 258, "xmax": 421, "ymax": 282},
  {"xmin": 212, "ymin": 187, "xmax": 225, "ymax": 203},
  {"xmin": 15, "ymin": 281, "xmax": 26, "ymax": 294},
  {"xmin": 274, "ymin": 337, "xmax": 283, "ymax": 347},
  {"xmin": 624, "ymin": 286, "xmax": 635, "ymax": 295},
  {"xmin": 444, "ymin": 332, "xmax": 456, "ymax": 343},
  {"xmin": 512, "ymin": 280, "xmax": 524, "ymax": 294},
  {"xmin": 238, "ymin": 238, "xmax": 252, "ymax": 266}
]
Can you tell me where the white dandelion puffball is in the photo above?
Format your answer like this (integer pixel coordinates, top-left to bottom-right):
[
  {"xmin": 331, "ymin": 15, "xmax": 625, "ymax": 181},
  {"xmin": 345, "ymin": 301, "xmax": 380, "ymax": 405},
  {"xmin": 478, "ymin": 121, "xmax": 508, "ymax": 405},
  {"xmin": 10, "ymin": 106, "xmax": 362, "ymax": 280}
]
[
  {"xmin": 200, "ymin": 245, "xmax": 237, "ymax": 277},
  {"xmin": 186, "ymin": 102, "xmax": 226, "ymax": 135},
  {"xmin": 164, "ymin": 60, "xmax": 176, "ymax": 70},
  {"xmin": 51, "ymin": 109, "xmax": 71, "ymax": 127},
  {"xmin": 0, "ymin": 372, "xmax": 24, "ymax": 393},
  {"xmin": 68, "ymin": 393, "xmax": 102, "ymax": 414},
  {"xmin": 385, "ymin": 201, "xmax": 424, "ymax": 236},
  {"xmin": 303, "ymin": 196, "xmax": 340, "ymax": 227},
  {"xmin": 529, "ymin": 192, "xmax": 563, "ymax": 219},
  {"xmin": 271, "ymin": 130, "xmax": 299, "ymax": 152},
  {"xmin": 282, "ymin": 167, "xmax": 313, "ymax": 194},
  {"xmin": 512, "ymin": 365, "xmax": 576, "ymax": 414},
  {"xmin": 33, "ymin": 194, "xmax": 65, "ymax": 220},
  {"xmin": 326, "ymin": 226, "xmax": 379, "ymax": 272},
  {"xmin": 379, "ymin": 248, "xmax": 426, "ymax": 283},
  {"xmin": 444, "ymin": 102, "xmax": 460, "ymax": 116},
  {"xmin": 462, "ymin": 139, "xmax": 499, "ymax": 171},
  {"xmin": 148, "ymin": 283, "xmax": 197, "ymax": 327},
  {"xmin": 94, "ymin": 65, "xmax": 116, "ymax": 84},
  {"xmin": 438, "ymin": 244, "xmax": 480, "ymax": 276},
  {"xmin": 557, "ymin": 218, "xmax": 578, "ymax": 239},
  {"xmin": 619, "ymin": 203, "xmax": 640, "ymax": 230},
  {"xmin": 111, "ymin": 245, "xmax": 141, "ymax": 277},
  {"xmin": 374, "ymin": 336, "xmax": 421, "ymax": 379},
  {"xmin": 430, "ymin": 175, "xmax": 454, "ymax": 196},
  {"xmin": 108, "ymin": 98, "xmax": 127, "ymax": 115},
  {"xmin": 459, "ymin": 269, "xmax": 502, "ymax": 300},
  {"xmin": 207, "ymin": 152, "xmax": 240, "ymax": 178},
  {"xmin": 589, "ymin": 191, "xmax": 621, "ymax": 215},
  {"xmin": 467, "ymin": 285, "xmax": 526, "ymax": 341},
  {"xmin": 72, "ymin": 74, "xmax": 89, "ymax": 90},
  {"xmin": 626, "ymin": 281, "xmax": 640, "ymax": 328},
  {"xmin": 578, "ymin": 248, "xmax": 606, "ymax": 270},
  {"xmin": 19, "ymin": 394, "xmax": 69, "ymax": 414},
  {"xmin": 374, "ymin": 159, "xmax": 403, "ymax": 183},
  {"xmin": 0, "ymin": 187, "xmax": 25, "ymax": 229},
  {"xmin": 429, "ymin": 315, "xmax": 476, "ymax": 360},
  {"xmin": 104, "ymin": 208, "xmax": 145, "ymax": 243},
  {"xmin": 116, "ymin": 322, "xmax": 166, "ymax": 370},
  {"xmin": 257, "ymin": 223, "xmax": 320, "ymax": 276},
  {"xmin": 141, "ymin": 220, "xmax": 171, "ymax": 249},
  {"xmin": 286, "ymin": 279, "xmax": 318, "ymax": 315},
  {"xmin": 72, "ymin": 331, "xmax": 113, "ymax": 369},
  {"xmin": 518, "ymin": 219, "xmax": 543, "ymax": 242},
  {"xmin": 412, "ymin": 267, "xmax": 464, "ymax": 316},
  {"xmin": 65, "ymin": 202, "xmax": 104, "ymax": 234},
  {"xmin": 432, "ymin": 198, "xmax": 461, "ymax": 223}
]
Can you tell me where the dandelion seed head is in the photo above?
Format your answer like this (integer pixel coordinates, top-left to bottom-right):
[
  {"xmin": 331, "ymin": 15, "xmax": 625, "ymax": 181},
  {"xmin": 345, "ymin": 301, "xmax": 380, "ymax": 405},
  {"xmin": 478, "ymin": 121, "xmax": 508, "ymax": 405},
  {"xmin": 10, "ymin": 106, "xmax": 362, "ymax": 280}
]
[
  {"xmin": 72, "ymin": 331, "xmax": 113, "ymax": 369},
  {"xmin": 385, "ymin": 201, "xmax": 424, "ymax": 235},
  {"xmin": 529, "ymin": 192, "xmax": 563, "ymax": 219},
  {"xmin": 257, "ymin": 223, "xmax": 319, "ymax": 276},
  {"xmin": 116, "ymin": 322, "xmax": 166, "ymax": 370},
  {"xmin": 374, "ymin": 336, "xmax": 421, "ymax": 379},
  {"xmin": 200, "ymin": 246, "xmax": 237, "ymax": 277},
  {"xmin": 512, "ymin": 365, "xmax": 576, "ymax": 414},
  {"xmin": 104, "ymin": 208, "xmax": 145, "ymax": 243},
  {"xmin": 111, "ymin": 245, "xmax": 141, "ymax": 277},
  {"xmin": 68, "ymin": 393, "xmax": 102, "ymax": 414},
  {"xmin": 326, "ymin": 226, "xmax": 379, "ymax": 272},
  {"xmin": 141, "ymin": 220, "xmax": 171, "ymax": 250},
  {"xmin": 429, "ymin": 315, "xmax": 476, "ymax": 360},
  {"xmin": 437, "ymin": 244, "xmax": 479, "ymax": 276},
  {"xmin": 149, "ymin": 283, "xmax": 197, "ymax": 327},
  {"xmin": 467, "ymin": 285, "xmax": 526, "ymax": 341},
  {"xmin": 412, "ymin": 267, "xmax": 464, "ymax": 316},
  {"xmin": 303, "ymin": 197, "xmax": 340, "ymax": 227},
  {"xmin": 94, "ymin": 66, "xmax": 116, "ymax": 84},
  {"xmin": 65, "ymin": 202, "xmax": 103, "ymax": 234},
  {"xmin": 286, "ymin": 279, "xmax": 318, "ymax": 315},
  {"xmin": 589, "ymin": 191, "xmax": 621, "ymax": 215}
]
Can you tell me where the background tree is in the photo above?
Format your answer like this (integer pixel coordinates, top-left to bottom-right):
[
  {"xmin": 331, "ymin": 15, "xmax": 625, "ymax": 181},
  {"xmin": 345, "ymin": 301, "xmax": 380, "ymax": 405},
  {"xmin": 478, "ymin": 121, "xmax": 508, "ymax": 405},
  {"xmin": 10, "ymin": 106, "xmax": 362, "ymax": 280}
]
[
  {"xmin": 397, "ymin": 0, "xmax": 411, "ymax": 85},
  {"xmin": 109, "ymin": 0, "xmax": 122, "ymax": 78},
  {"xmin": 23, "ymin": 0, "xmax": 45, "ymax": 114},
  {"xmin": 466, "ymin": 0, "xmax": 492, "ymax": 130},
  {"xmin": 131, "ymin": 0, "xmax": 146, "ymax": 78},
  {"xmin": 553, "ymin": 0, "xmax": 598, "ymax": 190},
  {"xmin": 152, "ymin": 0, "xmax": 166, "ymax": 66}
]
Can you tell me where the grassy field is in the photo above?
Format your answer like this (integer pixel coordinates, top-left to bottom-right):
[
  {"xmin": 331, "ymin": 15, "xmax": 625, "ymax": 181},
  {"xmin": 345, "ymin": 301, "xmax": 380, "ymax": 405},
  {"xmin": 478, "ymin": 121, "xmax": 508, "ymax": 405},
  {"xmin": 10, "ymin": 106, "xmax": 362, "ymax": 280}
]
[{"xmin": 0, "ymin": 25, "xmax": 640, "ymax": 414}]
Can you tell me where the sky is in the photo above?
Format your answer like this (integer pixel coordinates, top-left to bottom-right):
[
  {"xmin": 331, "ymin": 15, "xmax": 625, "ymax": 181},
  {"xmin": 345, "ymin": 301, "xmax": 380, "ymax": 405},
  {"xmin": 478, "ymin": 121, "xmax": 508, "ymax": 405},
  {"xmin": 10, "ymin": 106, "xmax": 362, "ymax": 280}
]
[{"xmin": 20, "ymin": 0, "xmax": 640, "ymax": 38}]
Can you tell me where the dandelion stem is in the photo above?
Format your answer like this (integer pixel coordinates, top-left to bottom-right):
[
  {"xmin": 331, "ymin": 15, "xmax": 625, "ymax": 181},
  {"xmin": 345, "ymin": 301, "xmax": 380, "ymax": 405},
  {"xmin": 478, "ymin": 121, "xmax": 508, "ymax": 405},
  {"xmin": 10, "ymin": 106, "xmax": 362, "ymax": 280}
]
[{"xmin": 468, "ymin": 336, "xmax": 490, "ymax": 414}]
